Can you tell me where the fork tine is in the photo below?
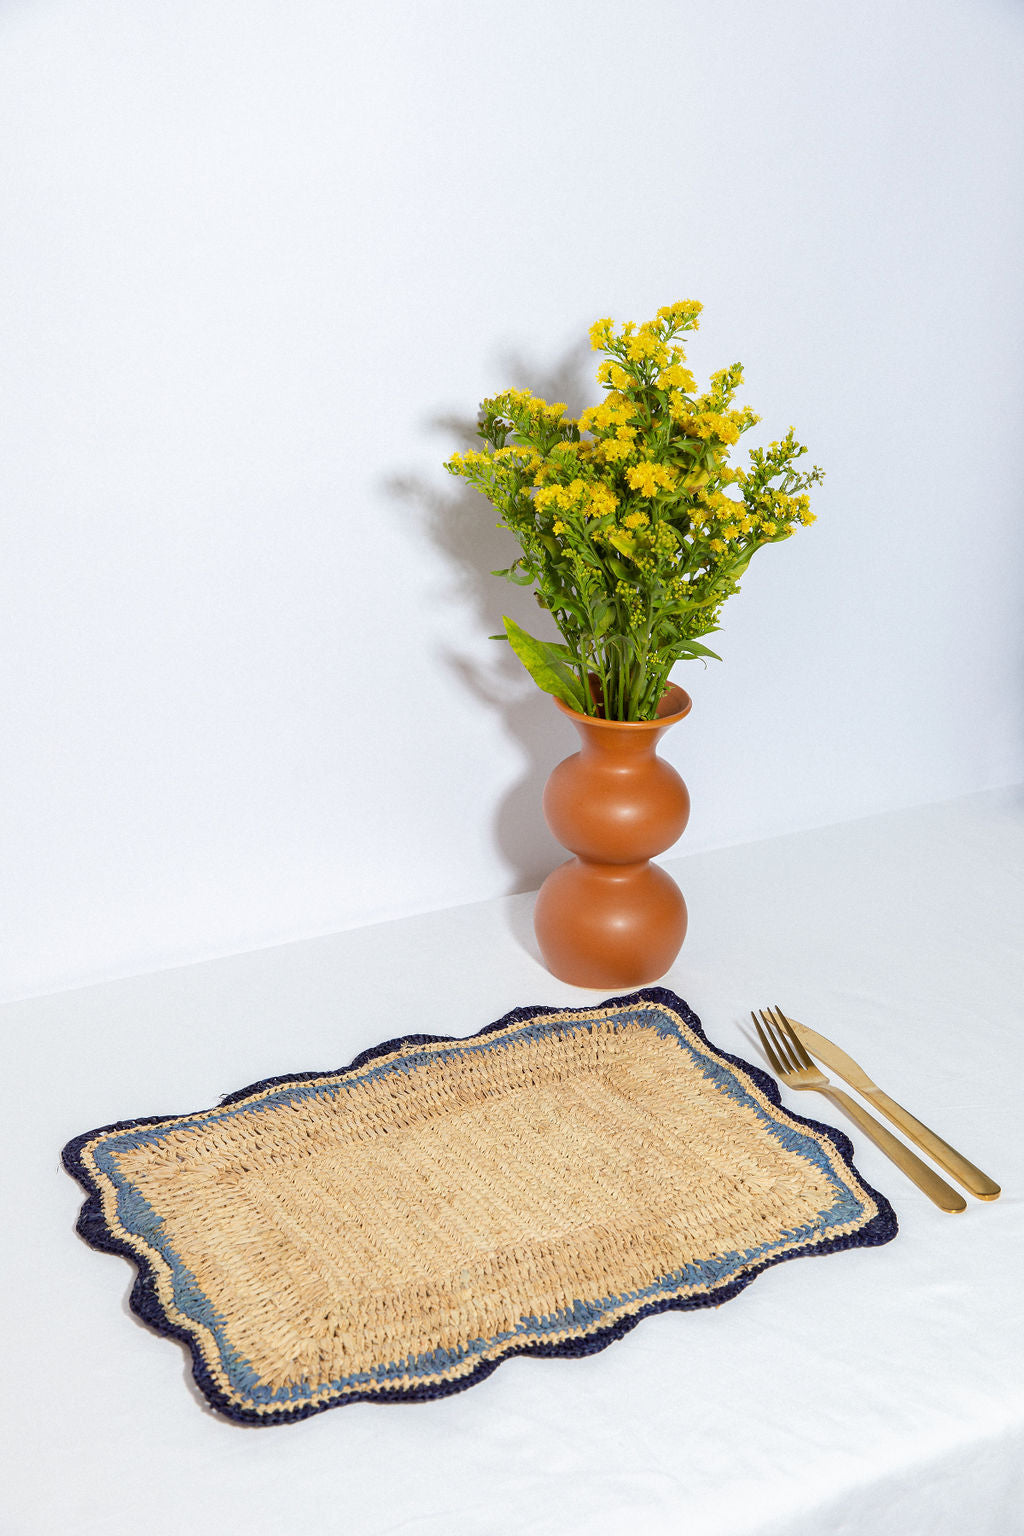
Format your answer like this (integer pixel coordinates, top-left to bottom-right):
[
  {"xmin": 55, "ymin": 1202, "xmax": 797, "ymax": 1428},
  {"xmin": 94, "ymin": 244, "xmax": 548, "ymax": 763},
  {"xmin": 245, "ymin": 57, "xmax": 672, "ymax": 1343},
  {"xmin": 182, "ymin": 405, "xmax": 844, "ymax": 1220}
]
[
  {"xmin": 767, "ymin": 1007, "xmax": 801, "ymax": 1071},
  {"xmin": 752, "ymin": 1012, "xmax": 784, "ymax": 1075},
  {"xmin": 759, "ymin": 1008, "xmax": 796, "ymax": 1073},
  {"xmin": 761, "ymin": 1007, "xmax": 792, "ymax": 1069},
  {"xmin": 772, "ymin": 1007, "xmax": 813, "ymax": 1071}
]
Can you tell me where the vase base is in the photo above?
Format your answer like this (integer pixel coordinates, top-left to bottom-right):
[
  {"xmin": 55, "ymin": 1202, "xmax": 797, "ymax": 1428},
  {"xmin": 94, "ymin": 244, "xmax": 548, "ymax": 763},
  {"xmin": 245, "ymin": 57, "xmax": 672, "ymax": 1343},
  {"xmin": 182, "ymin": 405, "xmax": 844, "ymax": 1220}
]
[{"xmin": 533, "ymin": 859, "xmax": 687, "ymax": 988}]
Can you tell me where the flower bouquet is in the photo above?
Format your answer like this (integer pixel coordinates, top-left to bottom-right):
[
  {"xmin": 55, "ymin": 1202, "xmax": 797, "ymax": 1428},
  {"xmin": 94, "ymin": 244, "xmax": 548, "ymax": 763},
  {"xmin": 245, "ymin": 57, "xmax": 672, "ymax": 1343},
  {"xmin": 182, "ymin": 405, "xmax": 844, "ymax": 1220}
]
[{"xmin": 446, "ymin": 301, "xmax": 823, "ymax": 722}]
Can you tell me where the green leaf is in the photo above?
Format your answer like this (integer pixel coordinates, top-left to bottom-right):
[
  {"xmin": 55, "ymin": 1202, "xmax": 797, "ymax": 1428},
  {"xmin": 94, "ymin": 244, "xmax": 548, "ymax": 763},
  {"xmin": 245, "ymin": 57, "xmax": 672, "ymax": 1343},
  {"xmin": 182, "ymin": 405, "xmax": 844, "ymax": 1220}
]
[
  {"xmin": 491, "ymin": 564, "xmax": 535, "ymax": 586},
  {"xmin": 591, "ymin": 601, "xmax": 615, "ymax": 637},
  {"xmin": 502, "ymin": 616, "xmax": 587, "ymax": 711},
  {"xmin": 673, "ymin": 636, "xmax": 723, "ymax": 662},
  {"xmin": 723, "ymin": 543, "xmax": 767, "ymax": 581}
]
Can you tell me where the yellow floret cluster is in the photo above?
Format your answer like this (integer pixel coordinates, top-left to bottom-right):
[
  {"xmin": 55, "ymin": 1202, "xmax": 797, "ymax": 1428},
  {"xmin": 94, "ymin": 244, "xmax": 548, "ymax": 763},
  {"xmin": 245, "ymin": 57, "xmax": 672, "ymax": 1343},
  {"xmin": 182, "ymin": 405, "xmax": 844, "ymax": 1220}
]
[{"xmin": 626, "ymin": 461, "xmax": 678, "ymax": 498}]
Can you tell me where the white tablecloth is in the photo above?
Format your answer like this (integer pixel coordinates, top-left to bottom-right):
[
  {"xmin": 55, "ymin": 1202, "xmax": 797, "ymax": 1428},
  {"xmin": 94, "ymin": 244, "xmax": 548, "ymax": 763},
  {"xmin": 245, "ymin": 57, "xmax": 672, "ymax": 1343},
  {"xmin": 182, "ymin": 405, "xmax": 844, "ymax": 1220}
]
[{"xmin": 4, "ymin": 786, "xmax": 1023, "ymax": 1536}]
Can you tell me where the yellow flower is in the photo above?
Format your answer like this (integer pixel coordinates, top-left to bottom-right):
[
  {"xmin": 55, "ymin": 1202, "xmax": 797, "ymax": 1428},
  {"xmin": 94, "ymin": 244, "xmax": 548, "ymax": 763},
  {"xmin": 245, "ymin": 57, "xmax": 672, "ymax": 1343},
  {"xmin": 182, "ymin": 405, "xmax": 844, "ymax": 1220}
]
[
  {"xmin": 596, "ymin": 361, "xmax": 632, "ymax": 391},
  {"xmin": 589, "ymin": 318, "xmax": 614, "ymax": 350},
  {"xmin": 670, "ymin": 391, "xmax": 701, "ymax": 424},
  {"xmin": 625, "ymin": 328, "xmax": 663, "ymax": 363},
  {"xmin": 626, "ymin": 462, "xmax": 659, "ymax": 497},
  {"xmin": 682, "ymin": 411, "xmax": 741, "ymax": 444},
  {"xmin": 659, "ymin": 363, "xmax": 697, "ymax": 392},
  {"xmin": 581, "ymin": 398, "xmax": 634, "ymax": 434},
  {"xmin": 656, "ymin": 300, "xmax": 702, "ymax": 328},
  {"xmin": 552, "ymin": 520, "xmax": 567, "ymax": 535},
  {"xmin": 622, "ymin": 510, "xmax": 649, "ymax": 529},
  {"xmin": 587, "ymin": 484, "xmax": 619, "ymax": 518},
  {"xmin": 536, "ymin": 477, "xmax": 590, "ymax": 516},
  {"xmin": 580, "ymin": 401, "xmax": 615, "ymax": 433},
  {"xmin": 597, "ymin": 437, "xmax": 635, "ymax": 464},
  {"xmin": 626, "ymin": 461, "xmax": 677, "ymax": 497}
]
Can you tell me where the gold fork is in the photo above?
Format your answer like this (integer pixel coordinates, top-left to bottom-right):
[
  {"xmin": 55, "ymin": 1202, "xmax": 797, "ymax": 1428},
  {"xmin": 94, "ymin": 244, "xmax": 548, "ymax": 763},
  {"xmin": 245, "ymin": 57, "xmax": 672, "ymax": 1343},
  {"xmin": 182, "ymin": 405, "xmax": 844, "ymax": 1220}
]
[{"xmin": 753, "ymin": 1006, "xmax": 967, "ymax": 1214}]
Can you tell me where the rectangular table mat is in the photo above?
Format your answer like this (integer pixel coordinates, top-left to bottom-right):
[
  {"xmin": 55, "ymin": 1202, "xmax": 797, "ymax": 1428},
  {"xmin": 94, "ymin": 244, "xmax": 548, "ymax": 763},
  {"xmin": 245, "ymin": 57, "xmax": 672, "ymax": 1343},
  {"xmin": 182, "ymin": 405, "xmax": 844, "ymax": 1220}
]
[{"xmin": 62, "ymin": 988, "xmax": 896, "ymax": 1424}]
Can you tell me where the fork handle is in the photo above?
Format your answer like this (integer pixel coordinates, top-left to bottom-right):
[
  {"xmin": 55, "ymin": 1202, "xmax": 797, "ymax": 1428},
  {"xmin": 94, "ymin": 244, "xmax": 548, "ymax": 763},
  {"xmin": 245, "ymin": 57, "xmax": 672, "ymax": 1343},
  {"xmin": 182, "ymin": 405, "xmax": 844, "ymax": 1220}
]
[
  {"xmin": 823, "ymin": 1088, "xmax": 967, "ymax": 1213},
  {"xmin": 863, "ymin": 1091, "xmax": 1000, "ymax": 1200}
]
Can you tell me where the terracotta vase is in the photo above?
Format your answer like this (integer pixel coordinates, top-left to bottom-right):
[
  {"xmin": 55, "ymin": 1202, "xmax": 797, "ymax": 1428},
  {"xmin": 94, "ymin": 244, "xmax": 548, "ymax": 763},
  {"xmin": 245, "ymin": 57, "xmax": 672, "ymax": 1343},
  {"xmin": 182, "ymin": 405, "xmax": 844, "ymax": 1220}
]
[{"xmin": 533, "ymin": 683, "xmax": 692, "ymax": 988}]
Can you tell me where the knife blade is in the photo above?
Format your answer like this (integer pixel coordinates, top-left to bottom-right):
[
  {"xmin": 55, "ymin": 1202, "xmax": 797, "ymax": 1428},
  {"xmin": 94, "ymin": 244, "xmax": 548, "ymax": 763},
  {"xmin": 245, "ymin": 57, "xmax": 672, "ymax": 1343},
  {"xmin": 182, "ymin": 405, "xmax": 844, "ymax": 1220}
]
[{"xmin": 786, "ymin": 1015, "xmax": 1000, "ymax": 1200}]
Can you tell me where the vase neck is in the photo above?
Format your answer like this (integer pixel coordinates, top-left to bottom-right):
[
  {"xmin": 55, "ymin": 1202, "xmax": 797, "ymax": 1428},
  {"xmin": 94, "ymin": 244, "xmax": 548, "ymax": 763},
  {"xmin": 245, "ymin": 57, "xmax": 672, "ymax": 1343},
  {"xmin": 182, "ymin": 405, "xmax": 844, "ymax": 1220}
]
[
  {"xmin": 570, "ymin": 716, "xmax": 673, "ymax": 760},
  {"xmin": 554, "ymin": 684, "xmax": 691, "ymax": 755}
]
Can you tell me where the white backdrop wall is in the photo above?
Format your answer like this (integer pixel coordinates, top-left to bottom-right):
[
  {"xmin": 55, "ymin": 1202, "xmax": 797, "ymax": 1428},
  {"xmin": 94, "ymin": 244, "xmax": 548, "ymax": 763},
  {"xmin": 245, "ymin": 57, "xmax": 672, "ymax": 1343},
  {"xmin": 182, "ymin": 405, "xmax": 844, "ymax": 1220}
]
[{"xmin": 2, "ymin": 0, "xmax": 1023, "ymax": 1003}]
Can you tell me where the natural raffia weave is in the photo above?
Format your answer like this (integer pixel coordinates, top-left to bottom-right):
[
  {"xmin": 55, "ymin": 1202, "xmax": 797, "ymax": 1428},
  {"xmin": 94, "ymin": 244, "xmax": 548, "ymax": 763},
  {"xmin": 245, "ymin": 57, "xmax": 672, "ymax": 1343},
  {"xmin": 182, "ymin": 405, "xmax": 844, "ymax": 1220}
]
[{"xmin": 63, "ymin": 988, "xmax": 896, "ymax": 1424}]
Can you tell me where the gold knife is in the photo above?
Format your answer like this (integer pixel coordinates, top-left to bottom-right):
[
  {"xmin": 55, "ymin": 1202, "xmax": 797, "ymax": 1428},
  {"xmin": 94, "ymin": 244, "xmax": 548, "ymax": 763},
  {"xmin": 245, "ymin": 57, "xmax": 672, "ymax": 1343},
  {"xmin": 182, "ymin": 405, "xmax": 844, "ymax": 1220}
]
[{"xmin": 786, "ymin": 1015, "xmax": 1000, "ymax": 1200}]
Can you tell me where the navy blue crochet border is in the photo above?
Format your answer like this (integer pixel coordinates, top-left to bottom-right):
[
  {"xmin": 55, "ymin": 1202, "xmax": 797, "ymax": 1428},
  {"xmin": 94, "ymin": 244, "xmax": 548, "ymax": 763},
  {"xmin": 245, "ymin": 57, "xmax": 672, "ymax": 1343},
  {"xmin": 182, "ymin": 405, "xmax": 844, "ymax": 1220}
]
[{"xmin": 62, "ymin": 987, "xmax": 898, "ymax": 1426}]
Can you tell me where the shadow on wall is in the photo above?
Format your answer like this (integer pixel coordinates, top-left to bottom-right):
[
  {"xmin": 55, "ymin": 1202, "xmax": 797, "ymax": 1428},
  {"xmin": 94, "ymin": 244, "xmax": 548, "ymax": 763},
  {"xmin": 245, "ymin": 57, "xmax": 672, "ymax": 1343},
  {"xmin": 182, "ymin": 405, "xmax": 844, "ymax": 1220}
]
[{"xmin": 386, "ymin": 337, "xmax": 593, "ymax": 897}]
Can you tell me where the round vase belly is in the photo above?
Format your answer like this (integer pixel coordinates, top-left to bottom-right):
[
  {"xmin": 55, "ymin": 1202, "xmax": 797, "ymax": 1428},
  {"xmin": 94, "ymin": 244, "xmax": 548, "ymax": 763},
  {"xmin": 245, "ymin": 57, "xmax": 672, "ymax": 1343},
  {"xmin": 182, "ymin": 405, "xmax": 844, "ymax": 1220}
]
[{"xmin": 533, "ymin": 684, "xmax": 692, "ymax": 988}]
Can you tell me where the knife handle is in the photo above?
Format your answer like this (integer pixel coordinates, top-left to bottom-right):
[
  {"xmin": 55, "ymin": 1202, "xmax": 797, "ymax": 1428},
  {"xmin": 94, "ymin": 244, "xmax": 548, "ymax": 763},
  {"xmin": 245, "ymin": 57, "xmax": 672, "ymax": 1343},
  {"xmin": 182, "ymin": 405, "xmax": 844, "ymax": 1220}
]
[
  {"xmin": 867, "ymin": 1090, "xmax": 1000, "ymax": 1200},
  {"xmin": 824, "ymin": 1088, "xmax": 967, "ymax": 1213}
]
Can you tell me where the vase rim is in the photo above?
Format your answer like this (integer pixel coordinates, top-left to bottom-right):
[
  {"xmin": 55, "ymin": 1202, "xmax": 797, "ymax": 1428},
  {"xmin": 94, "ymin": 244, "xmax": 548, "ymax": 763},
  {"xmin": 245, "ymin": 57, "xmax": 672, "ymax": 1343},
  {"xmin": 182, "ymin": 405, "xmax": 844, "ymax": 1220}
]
[{"xmin": 553, "ymin": 682, "xmax": 692, "ymax": 729}]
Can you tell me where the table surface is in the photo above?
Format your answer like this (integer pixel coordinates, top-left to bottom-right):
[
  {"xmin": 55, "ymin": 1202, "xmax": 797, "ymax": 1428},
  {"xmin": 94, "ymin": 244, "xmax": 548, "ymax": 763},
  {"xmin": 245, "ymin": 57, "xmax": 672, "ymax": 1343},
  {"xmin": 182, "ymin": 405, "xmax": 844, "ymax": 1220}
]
[{"xmin": 4, "ymin": 785, "xmax": 1023, "ymax": 1536}]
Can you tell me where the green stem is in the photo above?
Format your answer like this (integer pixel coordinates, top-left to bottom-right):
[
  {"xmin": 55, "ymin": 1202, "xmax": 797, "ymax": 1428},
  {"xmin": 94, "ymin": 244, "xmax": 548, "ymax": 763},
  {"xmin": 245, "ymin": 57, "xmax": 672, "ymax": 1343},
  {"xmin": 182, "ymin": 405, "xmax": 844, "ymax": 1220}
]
[
  {"xmin": 595, "ymin": 643, "xmax": 610, "ymax": 719},
  {"xmin": 573, "ymin": 633, "xmax": 595, "ymax": 716}
]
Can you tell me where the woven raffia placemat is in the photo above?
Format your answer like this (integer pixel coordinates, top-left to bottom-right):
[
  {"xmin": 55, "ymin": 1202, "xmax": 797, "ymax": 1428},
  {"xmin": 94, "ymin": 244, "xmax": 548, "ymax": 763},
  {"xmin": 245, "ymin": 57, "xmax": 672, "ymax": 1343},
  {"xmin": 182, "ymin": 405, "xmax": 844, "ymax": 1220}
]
[{"xmin": 63, "ymin": 988, "xmax": 896, "ymax": 1424}]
